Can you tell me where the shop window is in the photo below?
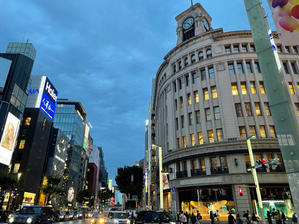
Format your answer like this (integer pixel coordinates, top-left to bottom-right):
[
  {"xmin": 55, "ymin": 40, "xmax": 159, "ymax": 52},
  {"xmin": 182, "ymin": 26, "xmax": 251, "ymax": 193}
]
[
  {"xmin": 211, "ymin": 86, "xmax": 218, "ymax": 98},
  {"xmin": 197, "ymin": 132, "xmax": 203, "ymax": 144},
  {"xmin": 208, "ymin": 130, "xmax": 214, "ymax": 143},
  {"xmin": 232, "ymin": 83, "xmax": 238, "ymax": 95}
]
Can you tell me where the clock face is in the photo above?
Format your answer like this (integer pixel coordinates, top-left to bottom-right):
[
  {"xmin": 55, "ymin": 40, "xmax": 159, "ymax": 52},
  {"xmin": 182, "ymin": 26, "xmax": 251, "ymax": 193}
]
[
  {"xmin": 183, "ymin": 17, "xmax": 194, "ymax": 30},
  {"xmin": 203, "ymin": 18, "xmax": 210, "ymax": 31}
]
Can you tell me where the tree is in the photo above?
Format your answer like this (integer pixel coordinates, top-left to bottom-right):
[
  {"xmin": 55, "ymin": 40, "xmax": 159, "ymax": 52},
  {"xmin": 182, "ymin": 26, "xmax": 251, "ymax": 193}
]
[
  {"xmin": 115, "ymin": 166, "xmax": 143, "ymax": 202},
  {"xmin": 98, "ymin": 188, "xmax": 113, "ymax": 203},
  {"xmin": 41, "ymin": 175, "xmax": 63, "ymax": 205},
  {"xmin": 77, "ymin": 189, "xmax": 92, "ymax": 206}
]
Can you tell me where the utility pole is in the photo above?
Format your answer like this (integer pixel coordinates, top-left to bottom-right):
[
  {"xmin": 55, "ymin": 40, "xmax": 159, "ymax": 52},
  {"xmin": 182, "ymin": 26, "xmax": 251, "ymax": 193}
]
[{"xmin": 244, "ymin": 0, "xmax": 299, "ymax": 216}]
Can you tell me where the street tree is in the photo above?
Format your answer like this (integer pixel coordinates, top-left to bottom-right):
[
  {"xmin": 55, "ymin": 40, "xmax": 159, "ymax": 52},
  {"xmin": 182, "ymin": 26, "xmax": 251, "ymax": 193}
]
[
  {"xmin": 77, "ymin": 189, "xmax": 92, "ymax": 207},
  {"xmin": 41, "ymin": 175, "xmax": 63, "ymax": 206},
  {"xmin": 115, "ymin": 165, "xmax": 143, "ymax": 202},
  {"xmin": 98, "ymin": 188, "xmax": 113, "ymax": 203}
]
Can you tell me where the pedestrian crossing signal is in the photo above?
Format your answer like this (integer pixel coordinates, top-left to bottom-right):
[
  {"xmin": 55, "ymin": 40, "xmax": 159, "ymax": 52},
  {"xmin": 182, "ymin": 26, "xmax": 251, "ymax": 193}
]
[{"xmin": 238, "ymin": 187, "xmax": 243, "ymax": 196}]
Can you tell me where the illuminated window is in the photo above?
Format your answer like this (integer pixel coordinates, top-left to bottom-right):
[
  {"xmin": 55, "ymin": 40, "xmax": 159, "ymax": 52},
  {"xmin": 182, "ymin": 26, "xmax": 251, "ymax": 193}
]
[
  {"xmin": 187, "ymin": 93, "xmax": 192, "ymax": 105},
  {"xmin": 255, "ymin": 61, "xmax": 261, "ymax": 73},
  {"xmin": 19, "ymin": 140, "xmax": 25, "ymax": 149},
  {"xmin": 197, "ymin": 132, "xmax": 203, "ymax": 144},
  {"xmin": 192, "ymin": 72, "xmax": 197, "ymax": 84},
  {"xmin": 182, "ymin": 136, "xmax": 186, "ymax": 148},
  {"xmin": 216, "ymin": 129, "xmax": 223, "ymax": 141},
  {"xmin": 250, "ymin": 82, "xmax": 256, "ymax": 94},
  {"xmin": 13, "ymin": 163, "xmax": 20, "ymax": 173},
  {"xmin": 295, "ymin": 103, "xmax": 299, "ymax": 116},
  {"xmin": 180, "ymin": 97, "xmax": 183, "ymax": 108},
  {"xmin": 190, "ymin": 134, "xmax": 195, "ymax": 146},
  {"xmin": 25, "ymin": 117, "xmax": 31, "ymax": 126},
  {"xmin": 241, "ymin": 82, "xmax": 247, "ymax": 95},
  {"xmin": 289, "ymin": 82, "xmax": 295, "ymax": 95},
  {"xmin": 255, "ymin": 102, "xmax": 262, "ymax": 116},
  {"xmin": 264, "ymin": 102, "xmax": 271, "ymax": 116},
  {"xmin": 205, "ymin": 108, "xmax": 211, "ymax": 121},
  {"xmin": 245, "ymin": 103, "xmax": 253, "ymax": 116},
  {"xmin": 188, "ymin": 112, "xmax": 193, "ymax": 125},
  {"xmin": 228, "ymin": 63, "xmax": 235, "ymax": 75},
  {"xmin": 201, "ymin": 68, "xmax": 206, "ymax": 81},
  {"xmin": 203, "ymin": 88, "xmax": 209, "ymax": 100},
  {"xmin": 260, "ymin": 126, "xmax": 266, "ymax": 138},
  {"xmin": 208, "ymin": 130, "xmax": 214, "ymax": 143},
  {"xmin": 270, "ymin": 126, "xmax": 276, "ymax": 137},
  {"xmin": 198, "ymin": 51, "xmax": 204, "ymax": 60},
  {"xmin": 237, "ymin": 62, "xmax": 244, "ymax": 74},
  {"xmin": 235, "ymin": 103, "xmax": 243, "ymax": 117},
  {"xmin": 259, "ymin": 82, "xmax": 265, "ymax": 94},
  {"xmin": 249, "ymin": 126, "xmax": 256, "ymax": 137},
  {"xmin": 246, "ymin": 62, "xmax": 253, "ymax": 73},
  {"xmin": 199, "ymin": 158, "xmax": 205, "ymax": 170},
  {"xmin": 232, "ymin": 84, "xmax": 238, "ymax": 95},
  {"xmin": 196, "ymin": 110, "xmax": 200, "ymax": 124},
  {"xmin": 211, "ymin": 86, "xmax": 218, "ymax": 99},
  {"xmin": 181, "ymin": 115, "xmax": 184, "ymax": 128},
  {"xmin": 194, "ymin": 91, "xmax": 199, "ymax": 103},
  {"xmin": 176, "ymin": 138, "xmax": 180, "ymax": 148},
  {"xmin": 174, "ymin": 99, "xmax": 177, "ymax": 111},
  {"xmin": 208, "ymin": 66, "xmax": 215, "ymax": 79},
  {"xmin": 239, "ymin": 126, "xmax": 246, "ymax": 138},
  {"xmin": 186, "ymin": 75, "xmax": 190, "ymax": 86},
  {"xmin": 214, "ymin": 106, "xmax": 221, "ymax": 120}
]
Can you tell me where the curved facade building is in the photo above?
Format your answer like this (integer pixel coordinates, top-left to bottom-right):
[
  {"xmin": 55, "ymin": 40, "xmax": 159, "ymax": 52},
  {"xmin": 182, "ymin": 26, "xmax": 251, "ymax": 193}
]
[{"xmin": 148, "ymin": 3, "xmax": 299, "ymax": 218}]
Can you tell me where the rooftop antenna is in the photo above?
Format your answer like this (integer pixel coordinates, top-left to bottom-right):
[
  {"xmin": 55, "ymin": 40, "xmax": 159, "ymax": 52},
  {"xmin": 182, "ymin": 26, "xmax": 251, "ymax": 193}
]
[{"xmin": 190, "ymin": 0, "xmax": 194, "ymax": 6}]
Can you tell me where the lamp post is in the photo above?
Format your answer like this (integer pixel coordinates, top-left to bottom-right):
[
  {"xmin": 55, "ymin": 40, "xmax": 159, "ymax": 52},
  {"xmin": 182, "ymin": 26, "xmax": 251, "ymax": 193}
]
[
  {"xmin": 152, "ymin": 144, "xmax": 163, "ymax": 210},
  {"xmin": 247, "ymin": 136, "xmax": 266, "ymax": 224}
]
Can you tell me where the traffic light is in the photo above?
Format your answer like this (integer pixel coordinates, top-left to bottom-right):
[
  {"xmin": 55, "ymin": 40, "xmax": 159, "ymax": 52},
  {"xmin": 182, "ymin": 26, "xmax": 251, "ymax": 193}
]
[
  {"xmin": 111, "ymin": 197, "xmax": 115, "ymax": 206},
  {"xmin": 238, "ymin": 187, "xmax": 243, "ymax": 196}
]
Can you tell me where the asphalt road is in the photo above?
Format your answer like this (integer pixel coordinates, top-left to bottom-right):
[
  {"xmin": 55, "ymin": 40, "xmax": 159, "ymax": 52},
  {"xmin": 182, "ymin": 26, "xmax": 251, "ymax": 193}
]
[{"xmin": 55, "ymin": 219, "xmax": 91, "ymax": 224}]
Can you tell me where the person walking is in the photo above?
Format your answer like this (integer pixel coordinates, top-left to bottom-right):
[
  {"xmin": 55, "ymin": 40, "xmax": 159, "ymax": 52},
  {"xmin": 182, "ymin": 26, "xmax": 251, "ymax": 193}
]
[
  {"xmin": 191, "ymin": 213, "xmax": 197, "ymax": 224},
  {"xmin": 267, "ymin": 210, "xmax": 272, "ymax": 224},
  {"xmin": 197, "ymin": 212, "xmax": 202, "ymax": 224},
  {"xmin": 236, "ymin": 214, "xmax": 243, "ymax": 224},
  {"xmin": 251, "ymin": 213, "xmax": 258, "ymax": 224},
  {"xmin": 281, "ymin": 212, "xmax": 286, "ymax": 224},
  {"xmin": 210, "ymin": 211, "xmax": 215, "ymax": 224},
  {"xmin": 292, "ymin": 213, "xmax": 297, "ymax": 224},
  {"xmin": 228, "ymin": 212, "xmax": 236, "ymax": 224},
  {"xmin": 180, "ymin": 212, "xmax": 186, "ymax": 224},
  {"xmin": 275, "ymin": 210, "xmax": 282, "ymax": 224},
  {"xmin": 215, "ymin": 210, "xmax": 220, "ymax": 224}
]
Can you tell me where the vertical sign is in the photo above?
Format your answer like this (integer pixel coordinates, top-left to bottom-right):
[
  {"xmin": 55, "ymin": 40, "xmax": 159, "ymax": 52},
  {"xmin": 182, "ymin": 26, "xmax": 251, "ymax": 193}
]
[{"xmin": 40, "ymin": 77, "xmax": 58, "ymax": 120}]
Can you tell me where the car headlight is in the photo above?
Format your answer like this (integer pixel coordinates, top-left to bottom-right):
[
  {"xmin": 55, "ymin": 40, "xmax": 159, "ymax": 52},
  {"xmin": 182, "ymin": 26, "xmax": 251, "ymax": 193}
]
[
  {"xmin": 91, "ymin": 218, "xmax": 95, "ymax": 223},
  {"xmin": 26, "ymin": 217, "xmax": 33, "ymax": 224},
  {"xmin": 170, "ymin": 222, "xmax": 176, "ymax": 224},
  {"xmin": 9, "ymin": 217, "xmax": 14, "ymax": 223},
  {"xmin": 100, "ymin": 218, "xmax": 105, "ymax": 223},
  {"xmin": 113, "ymin": 220, "xmax": 119, "ymax": 224},
  {"xmin": 127, "ymin": 220, "xmax": 130, "ymax": 224}
]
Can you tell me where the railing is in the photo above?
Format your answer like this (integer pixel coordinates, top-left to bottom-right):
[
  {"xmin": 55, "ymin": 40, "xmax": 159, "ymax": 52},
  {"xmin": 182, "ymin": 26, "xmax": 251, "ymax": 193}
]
[
  {"xmin": 211, "ymin": 167, "xmax": 229, "ymax": 174},
  {"xmin": 176, "ymin": 170, "xmax": 188, "ymax": 178},
  {"xmin": 191, "ymin": 169, "xmax": 206, "ymax": 176}
]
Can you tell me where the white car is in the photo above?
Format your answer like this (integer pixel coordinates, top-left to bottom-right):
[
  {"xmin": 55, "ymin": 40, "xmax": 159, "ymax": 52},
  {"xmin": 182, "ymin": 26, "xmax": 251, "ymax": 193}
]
[{"xmin": 105, "ymin": 211, "xmax": 130, "ymax": 224}]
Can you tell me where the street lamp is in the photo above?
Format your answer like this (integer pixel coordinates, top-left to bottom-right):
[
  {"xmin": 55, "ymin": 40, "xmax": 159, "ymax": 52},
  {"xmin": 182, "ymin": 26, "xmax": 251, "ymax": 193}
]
[
  {"xmin": 152, "ymin": 144, "xmax": 163, "ymax": 210},
  {"xmin": 247, "ymin": 136, "xmax": 266, "ymax": 224}
]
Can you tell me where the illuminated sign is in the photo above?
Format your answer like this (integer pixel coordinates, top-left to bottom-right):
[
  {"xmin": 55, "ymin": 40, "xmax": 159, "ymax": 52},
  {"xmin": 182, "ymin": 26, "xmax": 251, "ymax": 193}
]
[
  {"xmin": 23, "ymin": 192, "xmax": 36, "ymax": 204},
  {"xmin": 0, "ymin": 112, "xmax": 20, "ymax": 166},
  {"xmin": 40, "ymin": 77, "xmax": 58, "ymax": 120},
  {"xmin": 26, "ymin": 88, "xmax": 39, "ymax": 95}
]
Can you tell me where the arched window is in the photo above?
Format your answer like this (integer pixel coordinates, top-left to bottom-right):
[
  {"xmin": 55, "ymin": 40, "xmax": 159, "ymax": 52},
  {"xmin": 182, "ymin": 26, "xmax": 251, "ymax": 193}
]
[
  {"xmin": 198, "ymin": 51, "xmax": 204, "ymax": 60},
  {"xmin": 206, "ymin": 48, "xmax": 212, "ymax": 58},
  {"xmin": 191, "ymin": 54, "xmax": 196, "ymax": 63}
]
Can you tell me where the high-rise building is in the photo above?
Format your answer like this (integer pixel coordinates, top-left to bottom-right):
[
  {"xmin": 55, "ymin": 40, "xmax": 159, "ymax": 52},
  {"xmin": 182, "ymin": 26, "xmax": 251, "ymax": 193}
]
[
  {"xmin": 98, "ymin": 147, "xmax": 108, "ymax": 188},
  {"xmin": 148, "ymin": 3, "xmax": 299, "ymax": 218},
  {"xmin": 87, "ymin": 145, "xmax": 100, "ymax": 200}
]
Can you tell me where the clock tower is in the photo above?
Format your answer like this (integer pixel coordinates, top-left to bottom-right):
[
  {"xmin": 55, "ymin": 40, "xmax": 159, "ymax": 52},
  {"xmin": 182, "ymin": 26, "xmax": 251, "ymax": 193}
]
[{"xmin": 175, "ymin": 3, "xmax": 213, "ymax": 45}]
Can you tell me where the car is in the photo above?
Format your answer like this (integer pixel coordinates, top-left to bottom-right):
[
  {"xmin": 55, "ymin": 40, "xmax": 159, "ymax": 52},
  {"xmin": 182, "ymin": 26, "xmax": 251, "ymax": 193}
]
[
  {"xmin": 135, "ymin": 211, "xmax": 160, "ymax": 224},
  {"xmin": 105, "ymin": 211, "xmax": 130, "ymax": 224},
  {"xmin": 157, "ymin": 211, "xmax": 176, "ymax": 224},
  {"xmin": 8, "ymin": 205, "xmax": 55, "ymax": 224},
  {"xmin": 76, "ymin": 210, "xmax": 84, "ymax": 219},
  {"xmin": 58, "ymin": 211, "xmax": 66, "ymax": 221},
  {"xmin": 88, "ymin": 211, "xmax": 106, "ymax": 224},
  {"xmin": 0, "ymin": 210, "xmax": 13, "ymax": 222}
]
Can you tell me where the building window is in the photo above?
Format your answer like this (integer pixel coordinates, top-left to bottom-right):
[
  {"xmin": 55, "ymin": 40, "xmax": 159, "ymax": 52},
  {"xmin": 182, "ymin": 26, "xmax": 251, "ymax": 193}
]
[
  {"xmin": 203, "ymin": 88, "xmax": 209, "ymax": 101},
  {"xmin": 208, "ymin": 66, "xmax": 215, "ymax": 79},
  {"xmin": 173, "ymin": 64, "xmax": 176, "ymax": 73},
  {"xmin": 184, "ymin": 57, "xmax": 189, "ymax": 66},
  {"xmin": 235, "ymin": 103, "xmax": 243, "ymax": 117},
  {"xmin": 295, "ymin": 103, "xmax": 299, "ymax": 116},
  {"xmin": 210, "ymin": 157, "xmax": 217, "ymax": 172},
  {"xmin": 199, "ymin": 158, "xmax": 205, "ymax": 170},
  {"xmin": 173, "ymin": 81, "xmax": 177, "ymax": 92},
  {"xmin": 233, "ymin": 44, "xmax": 239, "ymax": 52},
  {"xmin": 232, "ymin": 83, "xmax": 238, "ymax": 95},
  {"xmin": 245, "ymin": 103, "xmax": 253, "ymax": 116},
  {"xmin": 176, "ymin": 138, "xmax": 180, "ymax": 148},
  {"xmin": 242, "ymin": 44, "xmax": 248, "ymax": 52},
  {"xmin": 250, "ymin": 81, "xmax": 257, "ymax": 94},
  {"xmin": 192, "ymin": 72, "xmax": 197, "ymax": 84},
  {"xmin": 211, "ymin": 86, "xmax": 218, "ymax": 98},
  {"xmin": 289, "ymin": 82, "xmax": 296, "ymax": 95},
  {"xmin": 285, "ymin": 46, "xmax": 290, "ymax": 53},
  {"xmin": 225, "ymin": 45, "xmax": 231, "ymax": 53},
  {"xmin": 197, "ymin": 132, "xmax": 203, "ymax": 144},
  {"xmin": 196, "ymin": 110, "xmax": 200, "ymax": 124},
  {"xmin": 283, "ymin": 62, "xmax": 290, "ymax": 74},
  {"xmin": 191, "ymin": 54, "xmax": 196, "ymax": 63},
  {"xmin": 194, "ymin": 91, "xmax": 199, "ymax": 103},
  {"xmin": 208, "ymin": 130, "xmax": 214, "ymax": 143},
  {"xmin": 250, "ymin": 44, "xmax": 255, "ymax": 52},
  {"xmin": 178, "ymin": 79, "xmax": 182, "ymax": 89},
  {"xmin": 239, "ymin": 126, "xmax": 246, "ymax": 138},
  {"xmin": 214, "ymin": 106, "xmax": 221, "ymax": 120},
  {"xmin": 255, "ymin": 61, "xmax": 261, "ymax": 73},
  {"xmin": 201, "ymin": 68, "xmax": 206, "ymax": 81},
  {"xmin": 241, "ymin": 82, "xmax": 247, "ymax": 95},
  {"xmin": 186, "ymin": 75, "xmax": 190, "ymax": 86},
  {"xmin": 249, "ymin": 125, "xmax": 256, "ymax": 137},
  {"xmin": 216, "ymin": 129, "xmax": 223, "ymax": 141},
  {"xmin": 237, "ymin": 62, "xmax": 244, "ymax": 74},
  {"xmin": 175, "ymin": 118, "xmax": 179, "ymax": 130},
  {"xmin": 205, "ymin": 108, "xmax": 211, "ymax": 121},
  {"xmin": 188, "ymin": 112, "xmax": 193, "ymax": 125},
  {"xmin": 174, "ymin": 99, "xmax": 177, "ymax": 111},
  {"xmin": 255, "ymin": 102, "xmax": 262, "ymax": 116},
  {"xmin": 260, "ymin": 82, "xmax": 266, "ymax": 94},
  {"xmin": 246, "ymin": 62, "xmax": 253, "ymax": 73},
  {"xmin": 19, "ymin": 140, "xmax": 25, "ymax": 149},
  {"xmin": 228, "ymin": 63, "xmax": 235, "ymax": 75},
  {"xmin": 291, "ymin": 62, "xmax": 298, "ymax": 74},
  {"xmin": 182, "ymin": 136, "xmax": 186, "ymax": 148},
  {"xmin": 260, "ymin": 126, "xmax": 266, "ymax": 138},
  {"xmin": 13, "ymin": 163, "xmax": 20, "ymax": 174},
  {"xmin": 178, "ymin": 61, "xmax": 182, "ymax": 70},
  {"xmin": 181, "ymin": 115, "xmax": 184, "ymax": 128},
  {"xmin": 264, "ymin": 102, "xmax": 271, "ymax": 116},
  {"xmin": 270, "ymin": 125, "xmax": 276, "ymax": 137},
  {"xmin": 180, "ymin": 97, "xmax": 183, "ymax": 108},
  {"xmin": 293, "ymin": 46, "xmax": 298, "ymax": 53},
  {"xmin": 190, "ymin": 134, "xmax": 195, "ymax": 146},
  {"xmin": 25, "ymin": 117, "xmax": 31, "ymax": 126},
  {"xmin": 206, "ymin": 48, "xmax": 212, "ymax": 58},
  {"xmin": 187, "ymin": 93, "xmax": 192, "ymax": 105},
  {"xmin": 277, "ymin": 45, "xmax": 282, "ymax": 52},
  {"xmin": 198, "ymin": 51, "xmax": 204, "ymax": 60}
]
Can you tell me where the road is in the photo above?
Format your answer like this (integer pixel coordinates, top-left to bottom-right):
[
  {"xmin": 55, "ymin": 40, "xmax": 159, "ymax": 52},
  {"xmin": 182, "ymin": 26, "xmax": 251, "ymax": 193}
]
[{"xmin": 55, "ymin": 219, "xmax": 91, "ymax": 224}]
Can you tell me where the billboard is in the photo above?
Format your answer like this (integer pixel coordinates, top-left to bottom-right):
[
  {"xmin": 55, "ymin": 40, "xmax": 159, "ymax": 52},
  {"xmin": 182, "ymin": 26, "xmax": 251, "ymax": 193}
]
[
  {"xmin": 40, "ymin": 77, "xmax": 58, "ymax": 120},
  {"xmin": 267, "ymin": 0, "xmax": 299, "ymax": 45},
  {"xmin": 0, "ymin": 112, "xmax": 20, "ymax": 165}
]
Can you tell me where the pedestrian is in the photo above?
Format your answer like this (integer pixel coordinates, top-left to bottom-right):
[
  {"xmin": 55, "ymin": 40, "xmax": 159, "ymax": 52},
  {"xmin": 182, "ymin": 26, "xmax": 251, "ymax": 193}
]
[
  {"xmin": 251, "ymin": 213, "xmax": 258, "ymax": 224},
  {"xmin": 197, "ymin": 212, "xmax": 202, "ymax": 224},
  {"xmin": 228, "ymin": 212, "xmax": 236, "ymax": 224},
  {"xmin": 292, "ymin": 213, "xmax": 297, "ymax": 224},
  {"xmin": 179, "ymin": 212, "xmax": 186, "ymax": 224},
  {"xmin": 236, "ymin": 214, "xmax": 243, "ymax": 224},
  {"xmin": 276, "ymin": 210, "xmax": 282, "ymax": 224},
  {"xmin": 210, "ymin": 211, "xmax": 215, "ymax": 224},
  {"xmin": 177, "ymin": 212, "xmax": 180, "ymax": 223},
  {"xmin": 191, "ymin": 213, "xmax": 197, "ymax": 224},
  {"xmin": 267, "ymin": 210, "xmax": 272, "ymax": 224},
  {"xmin": 243, "ymin": 211, "xmax": 249, "ymax": 224},
  {"xmin": 281, "ymin": 212, "xmax": 286, "ymax": 224},
  {"xmin": 215, "ymin": 210, "xmax": 220, "ymax": 224}
]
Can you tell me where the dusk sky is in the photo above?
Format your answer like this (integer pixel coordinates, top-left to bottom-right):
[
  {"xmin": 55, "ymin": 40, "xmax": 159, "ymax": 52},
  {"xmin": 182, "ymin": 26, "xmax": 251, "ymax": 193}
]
[{"xmin": 0, "ymin": 0, "xmax": 275, "ymax": 181}]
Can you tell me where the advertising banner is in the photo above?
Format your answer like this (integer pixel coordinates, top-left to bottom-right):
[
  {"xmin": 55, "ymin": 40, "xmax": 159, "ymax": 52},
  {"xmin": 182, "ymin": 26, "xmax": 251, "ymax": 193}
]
[
  {"xmin": 40, "ymin": 77, "xmax": 58, "ymax": 120},
  {"xmin": 267, "ymin": 0, "xmax": 299, "ymax": 45},
  {"xmin": 162, "ymin": 173, "xmax": 169, "ymax": 190},
  {"xmin": 0, "ymin": 112, "xmax": 20, "ymax": 165}
]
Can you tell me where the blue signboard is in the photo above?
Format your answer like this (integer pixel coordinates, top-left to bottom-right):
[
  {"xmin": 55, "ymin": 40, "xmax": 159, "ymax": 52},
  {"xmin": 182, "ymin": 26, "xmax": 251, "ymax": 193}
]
[{"xmin": 40, "ymin": 77, "xmax": 58, "ymax": 120}]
